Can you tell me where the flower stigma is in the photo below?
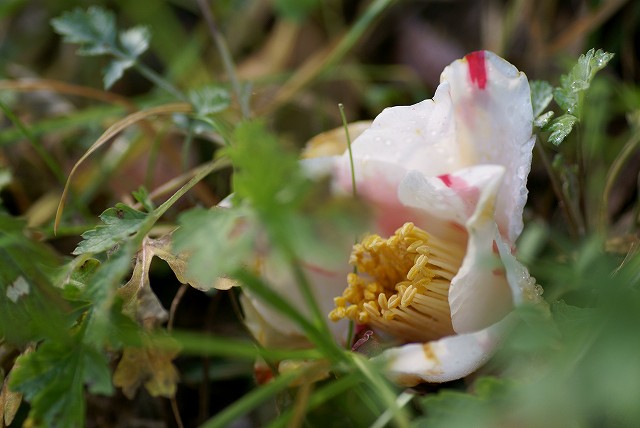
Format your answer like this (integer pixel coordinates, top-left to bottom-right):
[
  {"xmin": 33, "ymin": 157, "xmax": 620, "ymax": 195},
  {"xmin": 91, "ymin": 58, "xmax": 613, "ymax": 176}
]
[{"xmin": 329, "ymin": 222, "xmax": 464, "ymax": 343}]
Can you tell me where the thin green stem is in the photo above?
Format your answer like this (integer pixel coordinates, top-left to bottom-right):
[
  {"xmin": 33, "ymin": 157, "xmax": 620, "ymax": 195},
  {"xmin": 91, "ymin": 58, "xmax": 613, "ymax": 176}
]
[
  {"xmin": 234, "ymin": 269, "xmax": 344, "ymax": 363},
  {"xmin": 133, "ymin": 61, "xmax": 188, "ymax": 102},
  {"xmin": 338, "ymin": 102, "xmax": 358, "ymax": 348},
  {"xmin": 201, "ymin": 370, "xmax": 300, "ymax": 428},
  {"xmin": 599, "ymin": 127, "xmax": 640, "ymax": 235},
  {"xmin": 338, "ymin": 103, "xmax": 357, "ymax": 198},
  {"xmin": 267, "ymin": 374, "xmax": 362, "ymax": 428},
  {"xmin": 196, "ymin": 0, "xmax": 250, "ymax": 119},
  {"xmin": 349, "ymin": 354, "xmax": 410, "ymax": 428},
  {"xmin": 134, "ymin": 156, "xmax": 230, "ymax": 243},
  {"xmin": 535, "ymin": 139, "xmax": 581, "ymax": 239}
]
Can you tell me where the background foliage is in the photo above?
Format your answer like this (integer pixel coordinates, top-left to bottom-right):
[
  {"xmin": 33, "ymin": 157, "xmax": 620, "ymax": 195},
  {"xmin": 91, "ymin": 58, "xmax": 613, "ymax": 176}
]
[{"xmin": 1, "ymin": 0, "xmax": 640, "ymax": 427}]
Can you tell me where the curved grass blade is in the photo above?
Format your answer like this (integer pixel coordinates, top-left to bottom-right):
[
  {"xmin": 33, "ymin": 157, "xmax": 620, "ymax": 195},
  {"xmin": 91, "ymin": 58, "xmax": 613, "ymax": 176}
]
[{"xmin": 54, "ymin": 102, "xmax": 192, "ymax": 234}]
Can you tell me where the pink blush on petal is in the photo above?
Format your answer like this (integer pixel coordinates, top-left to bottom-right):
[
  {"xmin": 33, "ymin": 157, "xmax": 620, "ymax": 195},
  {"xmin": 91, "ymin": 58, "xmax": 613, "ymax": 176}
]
[{"xmin": 438, "ymin": 174, "xmax": 480, "ymax": 218}]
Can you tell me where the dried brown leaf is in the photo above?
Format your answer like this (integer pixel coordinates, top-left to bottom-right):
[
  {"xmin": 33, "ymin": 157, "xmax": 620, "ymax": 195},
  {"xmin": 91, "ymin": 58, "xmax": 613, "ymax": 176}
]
[{"xmin": 113, "ymin": 345, "xmax": 179, "ymax": 399}]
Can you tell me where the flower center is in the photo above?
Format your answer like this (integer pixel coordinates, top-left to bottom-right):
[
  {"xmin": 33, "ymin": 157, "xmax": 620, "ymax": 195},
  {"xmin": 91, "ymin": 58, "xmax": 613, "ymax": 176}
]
[{"xmin": 329, "ymin": 222, "xmax": 464, "ymax": 343}]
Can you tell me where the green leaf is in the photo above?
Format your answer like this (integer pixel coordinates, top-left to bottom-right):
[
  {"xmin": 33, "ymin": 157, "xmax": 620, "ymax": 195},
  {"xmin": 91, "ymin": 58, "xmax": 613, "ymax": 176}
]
[
  {"xmin": 547, "ymin": 114, "xmax": 578, "ymax": 146},
  {"xmin": 119, "ymin": 26, "xmax": 150, "ymax": 58},
  {"xmin": 51, "ymin": 7, "xmax": 117, "ymax": 56},
  {"xmin": 132, "ymin": 186, "xmax": 154, "ymax": 212},
  {"xmin": 73, "ymin": 203, "xmax": 147, "ymax": 255},
  {"xmin": 10, "ymin": 337, "xmax": 113, "ymax": 428},
  {"xmin": 226, "ymin": 120, "xmax": 308, "ymax": 212},
  {"xmin": 0, "ymin": 212, "xmax": 69, "ymax": 345},
  {"xmin": 52, "ymin": 7, "xmax": 151, "ymax": 89},
  {"xmin": 416, "ymin": 377, "xmax": 513, "ymax": 428},
  {"xmin": 103, "ymin": 58, "xmax": 134, "ymax": 89},
  {"xmin": 553, "ymin": 48, "xmax": 614, "ymax": 117},
  {"xmin": 530, "ymin": 80, "xmax": 554, "ymax": 118},
  {"xmin": 173, "ymin": 207, "xmax": 254, "ymax": 288},
  {"xmin": 534, "ymin": 111, "xmax": 554, "ymax": 129},
  {"xmin": 189, "ymin": 85, "xmax": 231, "ymax": 116}
]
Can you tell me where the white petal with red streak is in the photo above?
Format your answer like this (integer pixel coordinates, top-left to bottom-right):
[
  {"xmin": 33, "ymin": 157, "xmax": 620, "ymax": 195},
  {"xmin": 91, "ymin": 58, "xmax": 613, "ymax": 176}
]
[{"xmin": 441, "ymin": 50, "xmax": 534, "ymax": 243}]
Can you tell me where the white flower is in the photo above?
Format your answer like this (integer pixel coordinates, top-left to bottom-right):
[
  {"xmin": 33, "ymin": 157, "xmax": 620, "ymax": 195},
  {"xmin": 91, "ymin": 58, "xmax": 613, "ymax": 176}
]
[{"xmin": 242, "ymin": 51, "xmax": 543, "ymax": 386}]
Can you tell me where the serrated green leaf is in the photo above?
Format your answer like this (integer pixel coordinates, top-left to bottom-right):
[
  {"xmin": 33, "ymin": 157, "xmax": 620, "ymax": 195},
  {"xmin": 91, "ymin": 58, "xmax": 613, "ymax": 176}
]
[
  {"xmin": 547, "ymin": 114, "xmax": 578, "ymax": 146},
  {"xmin": 10, "ymin": 338, "xmax": 113, "ymax": 428},
  {"xmin": 226, "ymin": 121, "xmax": 308, "ymax": 211},
  {"xmin": 553, "ymin": 48, "xmax": 614, "ymax": 117},
  {"xmin": 530, "ymin": 80, "xmax": 554, "ymax": 118},
  {"xmin": 534, "ymin": 110, "xmax": 554, "ymax": 128},
  {"xmin": 119, "ymin": 26, "xmax": 150, "ymax": 58},
  {"xmin": 189, "ymin": 86, "xmax": 231, "ymax": 116},
  {"xmin": 73, "ymin": 203, "xmax": 146, "ymax": 255},
  {"xmin": 103, "ymin": 58, "xmax": 134, "ymax": 89},
  {"xmin": 51, "ymin": 7, "xmax": 117, "ymax": 56},
  {"xmin": 173, "ymin": 208, "xmax": 254, "ymax": 288}
]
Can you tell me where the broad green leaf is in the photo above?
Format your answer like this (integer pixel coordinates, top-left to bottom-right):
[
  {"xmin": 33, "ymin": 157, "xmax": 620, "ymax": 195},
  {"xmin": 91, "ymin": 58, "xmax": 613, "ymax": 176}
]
[
  {"xmin": 188, "ymin": 85, "xmax": 231, "ymax": 116},
  {"xmin": 0, "ymin": 212, "xmax": 69, "ymax": 345},
  {"xmin": 416, "ymin": 377, "xmax": 513, "ymax": 428},
  {"xmin": 173, "ymin": 208, "xmax": 254, "ymax": 288},
  {"xmin": 530, "ymin": 80, "xmax": 554, "ymax": 118},
  {"xmin": 10, "ymin": 338, "xmax": 113, "ymax": 428},
  {"xmin": 547, "ymin": 114, "xmax": 578, "ymax": 146},
  {"xmin": 73, "ymin": 203, "xmax": 146, "ymax": 255}
]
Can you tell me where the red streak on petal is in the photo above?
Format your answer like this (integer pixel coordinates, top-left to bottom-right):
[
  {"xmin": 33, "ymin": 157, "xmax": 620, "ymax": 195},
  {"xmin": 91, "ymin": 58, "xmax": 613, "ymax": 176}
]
[
  {"xmin": 466, "ymin": 51, "xmax": 487, "ymax": 90},
  {"xmin": 439, "ymin": 173, "xmax": 453, "ymax": 187},
  {"xmin": 492, "ymin": 240, "xmax": 499, "ymax": 254}
]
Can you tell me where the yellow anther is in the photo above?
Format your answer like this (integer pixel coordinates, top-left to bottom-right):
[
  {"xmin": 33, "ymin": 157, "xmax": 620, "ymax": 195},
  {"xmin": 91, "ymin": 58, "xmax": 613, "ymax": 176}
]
[
  {"xmin": 378, "ymin": 293, "xmax": 389, "ymax": 311},
  {"xmin": 407, "ymin": 240, "xmax": 425, "ymax": 253},
  {"xmin": 363, "ymin": 302, "xmax": 380, "ymax": 317},
  {"xmin": 400, "ymin": 222, "xmax": 415, "ymax": 236},
  {"xmin": 387, "ymin": 294, "xmax": 400, "ymax": 309},
  {"xmin": 401, "ymin": 285, "xmax": 418, "ymax": 307}
]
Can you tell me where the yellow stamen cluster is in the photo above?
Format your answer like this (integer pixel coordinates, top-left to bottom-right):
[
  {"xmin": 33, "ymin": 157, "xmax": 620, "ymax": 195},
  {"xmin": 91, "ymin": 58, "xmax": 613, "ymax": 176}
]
[{"xmin": 329, "ymin": 222, "xmax": 464, "ymax": 343}]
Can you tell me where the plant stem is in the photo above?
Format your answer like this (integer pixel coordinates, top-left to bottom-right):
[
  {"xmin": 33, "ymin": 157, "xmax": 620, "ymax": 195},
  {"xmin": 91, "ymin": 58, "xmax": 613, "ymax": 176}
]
[
  {"xmin": 134, "ymin": 61, "xmax": 188, "ymax": 102},
  {"xmin": 196, "ymin": 0, "xmax": 250, "ymax": 119},
  {"xmin": 535, "ymin": 139, "xmax": 581, "ymax": 239},
  {"xmin": 599, "ymin": 127, "xmax": 640, "ymax": 235}
]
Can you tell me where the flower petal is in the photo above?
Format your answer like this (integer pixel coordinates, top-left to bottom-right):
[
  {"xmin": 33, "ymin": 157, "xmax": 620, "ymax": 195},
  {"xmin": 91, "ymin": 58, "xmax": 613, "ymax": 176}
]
[
  {"xmin": 448, "ymin": 166, "xmax": 513, "ymax": 333},
  {"xmin": 378, "ymin": 318, "xmax": 508, "ymax": 385},
  {"xmin": 244, "ymin": 255, "xmax": 352, "ymax": 347},
  {"xmin": 397, "ymin": 164, "xmax": 515, "ymax": 333},
  {"xmin": 441, "ymin": 50, "xmax": 534, "ymax": 242},
  {"xmin": 337, "ymin": 83, "xmax": 461, "ymax": 181}
]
